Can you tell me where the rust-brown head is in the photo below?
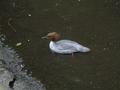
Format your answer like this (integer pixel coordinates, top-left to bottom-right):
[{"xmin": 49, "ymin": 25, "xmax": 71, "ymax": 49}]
[{"xmin": 42, "ymin": 32, "xmax": 61, "ymax": 41}]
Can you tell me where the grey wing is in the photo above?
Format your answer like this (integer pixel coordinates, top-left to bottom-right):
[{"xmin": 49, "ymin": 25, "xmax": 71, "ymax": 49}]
[{"xmin": 56, "ymin": 40, "xmax": 78, "ymax": 51}]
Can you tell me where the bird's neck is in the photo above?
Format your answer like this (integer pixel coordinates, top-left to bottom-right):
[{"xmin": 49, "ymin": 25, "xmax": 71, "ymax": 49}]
[{"xmin": 50, "ymin": 40, "xmax": 56, "ymax": 43}]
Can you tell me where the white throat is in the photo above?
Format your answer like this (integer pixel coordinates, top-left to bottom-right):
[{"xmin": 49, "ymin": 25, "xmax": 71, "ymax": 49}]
[{"xmin": 49, "ymin": 41, "xmax": 56, "ymax": 52}]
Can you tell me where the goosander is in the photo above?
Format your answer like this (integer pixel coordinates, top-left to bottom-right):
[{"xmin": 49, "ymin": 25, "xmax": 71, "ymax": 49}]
[{"xmin": 42, "ymin": 32, "xmax": 90, "ymax": 54}]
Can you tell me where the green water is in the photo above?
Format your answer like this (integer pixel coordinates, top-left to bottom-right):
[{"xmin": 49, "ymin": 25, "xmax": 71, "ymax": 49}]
[{"xmin": 2, "ymin": 0, "xmax": 120, "ymax": 90}]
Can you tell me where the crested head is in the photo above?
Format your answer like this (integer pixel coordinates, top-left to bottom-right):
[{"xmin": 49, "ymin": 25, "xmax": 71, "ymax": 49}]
[{"xmin": 43, "ymin": 32, "xmax": 61, "ymax": 41}]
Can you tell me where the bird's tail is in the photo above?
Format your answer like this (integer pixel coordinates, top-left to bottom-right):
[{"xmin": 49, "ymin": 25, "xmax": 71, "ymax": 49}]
[{"xmin": 79, "ymin": 46, "xmax": 90, "ymax": 52}]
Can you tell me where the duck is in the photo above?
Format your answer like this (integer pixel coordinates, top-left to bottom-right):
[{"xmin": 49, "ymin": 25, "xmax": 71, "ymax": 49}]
[{"xmin": 42, "ymin": 32, "xmax": 90, "ymax": 54}]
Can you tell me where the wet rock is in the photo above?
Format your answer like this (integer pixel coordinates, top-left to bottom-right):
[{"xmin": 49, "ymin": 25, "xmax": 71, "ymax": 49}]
[
  {"xmin": 0, "ymin": 59, "xmax": 13, "ymax": 90},
  {"xmin": 0, "ymin": 40, "xmax": 45, "ymax": 90},
  {"xmin": 14, "ymin": 74, "xmax": 44, "ymax": 90}
]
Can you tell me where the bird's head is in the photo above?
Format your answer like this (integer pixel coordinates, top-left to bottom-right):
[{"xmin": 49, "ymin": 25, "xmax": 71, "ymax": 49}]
[{"xmin": 42, "ymin": 32, "xmax": 61, "ymax": 41}]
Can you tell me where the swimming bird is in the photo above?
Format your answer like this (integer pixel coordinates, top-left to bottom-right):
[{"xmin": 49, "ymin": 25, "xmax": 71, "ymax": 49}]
[{"xmin": 42, "ymin": 32, "xmax": 90, "ymax": 55}]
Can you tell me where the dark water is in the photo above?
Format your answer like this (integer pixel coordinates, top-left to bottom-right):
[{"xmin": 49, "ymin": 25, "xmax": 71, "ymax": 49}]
[{"xmin": 1, "ymin": 0, "xmax": 120, "ymax": 90}]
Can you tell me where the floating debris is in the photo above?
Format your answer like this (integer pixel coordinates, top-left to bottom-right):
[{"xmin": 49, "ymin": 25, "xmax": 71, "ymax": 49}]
[
  {"xmin": 12, "ymin": 2, "xmax": 16, "ymax": 8},
  {"xmin": 27, "ymin": 40, "xmax": 30, "ymax": 42},
  {"xmin": 16, "ymin": 42, "xmax": 22, "ymax": 47},
  {"xmin": 56, "ymin": 3, "xmax": 59, "ymax": 6},
  {"xmin": 78, "ymin": 0, "xmax": 81, "ymax": 2},
  {"xmin": 28, "ymin": 14, "xmax": 31, "ymax": 17},
  {"xmin": 8, "ymin": 18, "xmax": 16, "ymax": 32}
]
